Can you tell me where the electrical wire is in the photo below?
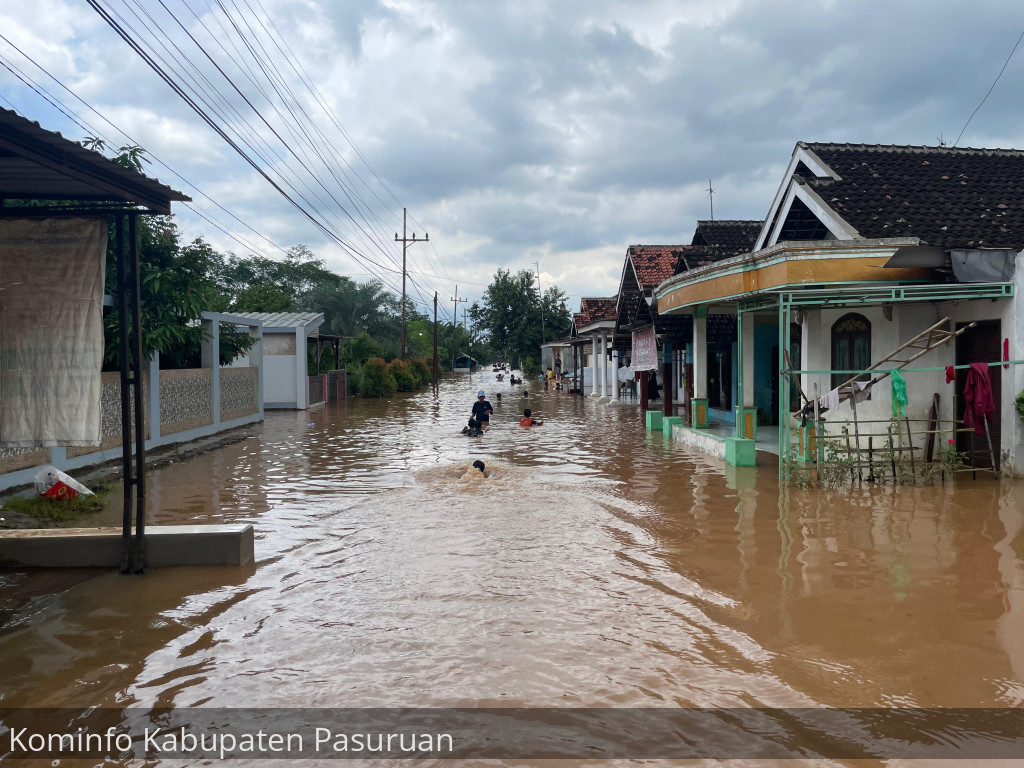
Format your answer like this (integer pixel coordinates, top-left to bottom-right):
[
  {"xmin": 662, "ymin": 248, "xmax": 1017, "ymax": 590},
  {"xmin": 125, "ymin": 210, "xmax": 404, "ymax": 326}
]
[{"xmin": 953, "ymin": 26, "xmax": 1024, "ymax": 147}]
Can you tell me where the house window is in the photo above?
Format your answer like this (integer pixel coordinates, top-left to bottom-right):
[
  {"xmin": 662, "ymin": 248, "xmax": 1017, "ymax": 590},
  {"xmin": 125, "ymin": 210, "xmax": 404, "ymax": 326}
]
[{"xmin": 831, "ymin": 313, "xmax": 871, "ymax": 389}]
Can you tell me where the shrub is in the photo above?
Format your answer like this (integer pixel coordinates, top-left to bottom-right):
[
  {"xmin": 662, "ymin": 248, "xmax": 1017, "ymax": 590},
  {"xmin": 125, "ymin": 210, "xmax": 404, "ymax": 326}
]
[
  {"xmin": 409, "ymin": 359, "xmax": 432, "ymax": 387},
  {"xmin": 360, "ymin": 357, "xmax": 396, "ymax": 397},
  {"xmin": 523, "ymin": 356, "xmax": 539, "ymax": 376},
  {"xmin": 389, "ymin": 359, "xmax": 416, "ymax": 392},
  {"xmin": 345, "ymin": 363, "xmax": 361, "ymax": 395}
]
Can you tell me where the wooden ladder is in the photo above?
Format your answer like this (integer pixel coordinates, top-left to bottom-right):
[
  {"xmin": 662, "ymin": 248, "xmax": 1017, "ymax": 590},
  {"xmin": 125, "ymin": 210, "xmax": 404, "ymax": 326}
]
[{"xmin": 803, "ymin": 317, "xmax": 975, "ymax": 417}]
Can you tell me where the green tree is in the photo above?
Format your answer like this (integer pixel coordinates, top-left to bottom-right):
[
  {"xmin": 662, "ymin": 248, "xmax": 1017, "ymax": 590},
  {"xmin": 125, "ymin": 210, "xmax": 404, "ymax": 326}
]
[
  {"xmin": 541, "ymin": 285, "xmax": 573, "ymax": 342},
  {"xmin": 469, "ymin": 268, "xmax": 570, "ymax": 366},
  {"xmin": 348, "ymin": 331, "xmax": 384, "ymax": 364},
  {"xmin": 220, "ymin": 246, "xmax": 339, "ymax": 306},
  {"xmin": 232, "ymin": 284, "xmax": 294, "ymax": 313}
]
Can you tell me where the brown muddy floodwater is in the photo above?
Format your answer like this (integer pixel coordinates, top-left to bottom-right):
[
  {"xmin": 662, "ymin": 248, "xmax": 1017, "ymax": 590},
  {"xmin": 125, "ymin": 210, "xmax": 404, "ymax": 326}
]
[{"xmin": 2, "ymin": 375, "xmax": 1024, "ymax": 763}]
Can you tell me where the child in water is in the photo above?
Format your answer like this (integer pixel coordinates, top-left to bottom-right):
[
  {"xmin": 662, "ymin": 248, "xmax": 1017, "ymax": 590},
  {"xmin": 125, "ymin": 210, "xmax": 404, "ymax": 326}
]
[
  {"xmin": 520, "ymin": 408, "xmax": 542, "ymax": 427},
  {"xmin": 461, "ymin": 418, "xmax": 484, "ymax": 437}
]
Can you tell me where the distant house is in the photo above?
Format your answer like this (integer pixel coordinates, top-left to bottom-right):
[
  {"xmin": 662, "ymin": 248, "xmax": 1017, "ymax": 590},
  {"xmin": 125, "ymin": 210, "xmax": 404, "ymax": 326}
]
[
  {"xmin": 453, "ymin": 354, "xmax": 479, "ymax": 372},
  {"xmin": 569, "ymin": 297, "xmax": 619, "ymax": 398},
  {"xmin": 601, "ymin": 230, "xmax": 763, "ymax": 411},
  {"xmin": 655, "ymin": 142, "xmax": 1024, "ymax": 473}
]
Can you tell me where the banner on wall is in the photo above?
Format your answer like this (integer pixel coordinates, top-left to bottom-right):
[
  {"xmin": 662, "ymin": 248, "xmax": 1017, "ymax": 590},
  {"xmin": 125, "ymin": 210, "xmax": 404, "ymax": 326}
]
[{"xmin": 631, "ymin": 325, "xmax": 658, "ymax": 372}]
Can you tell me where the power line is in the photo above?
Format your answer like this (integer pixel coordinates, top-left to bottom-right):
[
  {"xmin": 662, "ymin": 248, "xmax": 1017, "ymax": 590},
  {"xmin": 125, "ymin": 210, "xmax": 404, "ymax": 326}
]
[
  {"xmin": 0, "ymin": 34, "xmax": 289, "ymax": 259},
  {"xmin": 954, "ymin": 26, "xmax": 1024, "ymax": 147},
  {"xmin": 85, "ymin": 0, "xmax": 409, "ymax": 297}
]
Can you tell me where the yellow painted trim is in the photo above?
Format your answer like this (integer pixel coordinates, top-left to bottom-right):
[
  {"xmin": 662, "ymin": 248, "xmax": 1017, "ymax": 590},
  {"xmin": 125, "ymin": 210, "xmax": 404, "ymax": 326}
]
[{"xmin": 659, "ymin": 256, "xmax": 931, "ymax": 312}]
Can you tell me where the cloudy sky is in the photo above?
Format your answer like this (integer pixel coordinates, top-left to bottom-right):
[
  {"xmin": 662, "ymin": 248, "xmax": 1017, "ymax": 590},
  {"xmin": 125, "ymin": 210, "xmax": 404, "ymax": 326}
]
[{"xmin": 2, "ymin": 0, "xmax": 1023, "ymax": 320}]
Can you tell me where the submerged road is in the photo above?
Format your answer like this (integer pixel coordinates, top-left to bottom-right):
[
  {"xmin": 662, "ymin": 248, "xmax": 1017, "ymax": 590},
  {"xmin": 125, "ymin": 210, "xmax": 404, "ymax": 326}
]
[{"xmin": 1, "ymin": 374, "xmax": 1023, "ymax": 759}]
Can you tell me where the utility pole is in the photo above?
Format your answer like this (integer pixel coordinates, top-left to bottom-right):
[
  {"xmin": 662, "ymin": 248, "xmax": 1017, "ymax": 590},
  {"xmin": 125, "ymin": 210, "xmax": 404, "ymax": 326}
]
[
  {"xmin": 534, "ymin": 260, "xmax": 545, "ymax": 344},
  {"xmin": 707, "ymin": 179, "xmax": 715, "ymax": 221},
  {"xmin": 451, "ymin": 285, "xmax": 467, "ymax": 372},
  {"xmin": 432, "ymin": 292, "xmax": 439, "ymax": 394},
  {"xmin": 395, "ymin": 207, "xmax": 428, "ymax": 360},
  {"xmin": 464, "ymin": 308, "xmax": 472, "ymax": 382}
]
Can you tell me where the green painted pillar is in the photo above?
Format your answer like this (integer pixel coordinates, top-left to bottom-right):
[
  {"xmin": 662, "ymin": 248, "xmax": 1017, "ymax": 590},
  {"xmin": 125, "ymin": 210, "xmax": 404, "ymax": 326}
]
[
  {"xmin": 725, "ymin": 437, "xmax": 756, "ymax": 467},
  {"xmin": 662, "ymin": 416, "xmax": 685, "ymax": 439},
  {"xmin": 734, "ymin": 405, "xmax": 758, "ymax": 439},
  {"xmin": 691, "ymin": 397, "xmax": 709, "ymax": 429},
  {"xmin": 797, "ymin": 420, "xmax": 825, "ymax": 463},
  {"xmin": 645, "ymin": 410, "xmax": 664, "ymax": 431}
]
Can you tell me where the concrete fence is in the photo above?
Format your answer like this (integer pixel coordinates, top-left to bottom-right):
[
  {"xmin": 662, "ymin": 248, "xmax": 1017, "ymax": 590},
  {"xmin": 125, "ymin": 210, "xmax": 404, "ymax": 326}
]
[{"xmin": 0, "ymin": 355, "xmax": 263, "ymax": 492}]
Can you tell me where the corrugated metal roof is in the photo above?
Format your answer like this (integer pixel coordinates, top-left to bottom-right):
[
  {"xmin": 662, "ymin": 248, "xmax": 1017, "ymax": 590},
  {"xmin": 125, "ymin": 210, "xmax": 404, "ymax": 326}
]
[
  {"xmin": 0, "ymin": 107, "xmax": 190, "ymax": 213},
  {"xmin": 231, "ymin": 311, "xmax": 325, "ymax": 330}
]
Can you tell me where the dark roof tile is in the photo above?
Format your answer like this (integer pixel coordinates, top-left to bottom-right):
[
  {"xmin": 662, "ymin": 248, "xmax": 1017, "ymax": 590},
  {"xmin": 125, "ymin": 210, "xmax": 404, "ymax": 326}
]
[
  {"xmin": 691, "ymin": 220, "xmax": 763, "ymax": 256},
  {"xmin": 801, "ymin": 142, "xmax": 1024, "ymax": 249}
]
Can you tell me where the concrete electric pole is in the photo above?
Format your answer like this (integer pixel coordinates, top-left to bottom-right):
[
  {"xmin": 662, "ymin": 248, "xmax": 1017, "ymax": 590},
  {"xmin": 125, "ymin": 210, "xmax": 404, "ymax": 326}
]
[{"xmin": 395, "ymin": 207, "xmax": 428, "ymax": 360}]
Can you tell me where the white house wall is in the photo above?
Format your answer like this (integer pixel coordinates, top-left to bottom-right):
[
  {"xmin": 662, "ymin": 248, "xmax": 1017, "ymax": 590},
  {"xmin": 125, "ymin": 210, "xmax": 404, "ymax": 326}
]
[
  {"xmin": 799, "ymin": 288, "xmax": 1022, "ymax": 473},
  {"xmin": 264, "ymin": 354, "xmax": 298, "ymax": 406}
]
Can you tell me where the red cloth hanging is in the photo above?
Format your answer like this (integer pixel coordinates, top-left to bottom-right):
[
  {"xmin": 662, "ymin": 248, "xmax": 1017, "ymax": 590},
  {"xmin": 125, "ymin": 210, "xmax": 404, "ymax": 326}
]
[
  {"xmin": 945, "ymin": 365, "xmax": 955, "ymax": 384},
  {"xmin": 963, "ymin": 362, "xmax": 994, "ymax": 435}
]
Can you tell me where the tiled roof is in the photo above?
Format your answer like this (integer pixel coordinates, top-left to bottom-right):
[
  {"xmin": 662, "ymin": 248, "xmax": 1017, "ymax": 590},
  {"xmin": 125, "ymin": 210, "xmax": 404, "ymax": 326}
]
[
  {"xmin": 677, "ymin": 244, "xmax": 728, "ymax": 271},
  {"xmin": 691, "ymin": 220, "xmax": 763, "ymax": 257},
  {"xmin": 801, "ymin": 142, "xmax": 1024, "ymax": 249},
  {"xmin": 577, "ymin": 297, "xmax": 617, "ymax": 326},
  {"xmin": 626, "ymin": 245, "xmax": 684, "ymax": 288}
]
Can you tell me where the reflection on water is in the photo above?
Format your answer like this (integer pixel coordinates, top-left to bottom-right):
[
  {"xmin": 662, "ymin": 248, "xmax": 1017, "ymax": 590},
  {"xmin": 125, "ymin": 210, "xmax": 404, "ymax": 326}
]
[{"xmin": 2, "ymin": 375, "xmax": 1023, "ymax": 719}]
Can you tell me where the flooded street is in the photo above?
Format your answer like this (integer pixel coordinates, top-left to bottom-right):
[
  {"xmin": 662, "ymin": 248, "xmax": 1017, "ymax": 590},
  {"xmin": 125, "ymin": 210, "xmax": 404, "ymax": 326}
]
[{"xmin": 2, "ymin": 376, "xmax": 1024, "ymax": 757}]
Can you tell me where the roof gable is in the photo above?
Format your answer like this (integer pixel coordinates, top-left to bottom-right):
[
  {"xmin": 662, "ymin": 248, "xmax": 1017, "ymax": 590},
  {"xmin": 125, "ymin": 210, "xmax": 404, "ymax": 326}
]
[
  {"xmin": 758, "ymin": 141, "xmax": 1024, "ymax": 251},
  {"xmin": 626, "ymin": 245, "xmax": 683, "ymax": 289}
]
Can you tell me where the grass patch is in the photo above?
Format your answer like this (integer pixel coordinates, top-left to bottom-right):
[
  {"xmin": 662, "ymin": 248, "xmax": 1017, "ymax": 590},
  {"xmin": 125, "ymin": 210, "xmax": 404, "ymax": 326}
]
[{"xmin": 2, "ymin": 483, "xmax": 110, "ymax": 526}]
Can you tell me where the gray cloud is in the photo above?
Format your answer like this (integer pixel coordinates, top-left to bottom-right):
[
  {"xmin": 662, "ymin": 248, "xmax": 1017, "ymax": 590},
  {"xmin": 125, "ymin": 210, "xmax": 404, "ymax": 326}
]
[{"xmin": 2, "ymin": 0, "xmax": 1023, "ymax": 311}]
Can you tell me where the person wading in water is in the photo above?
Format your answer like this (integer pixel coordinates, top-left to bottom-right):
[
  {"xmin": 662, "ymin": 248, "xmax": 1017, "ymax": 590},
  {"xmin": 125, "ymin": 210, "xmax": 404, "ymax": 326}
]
[
  {"xmin": 472, "ymin": 390, "xmax": 493, "ymax": 426},
  {"xmin": 520, "ymin": 408, "xmax": 543, "ymax": 427}
]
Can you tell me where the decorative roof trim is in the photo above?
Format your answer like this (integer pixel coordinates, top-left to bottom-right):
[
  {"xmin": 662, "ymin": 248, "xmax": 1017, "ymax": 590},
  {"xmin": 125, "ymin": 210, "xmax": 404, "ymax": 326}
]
[{"xmin": 755, "ymin": 143, "xmax": 843, "ymax": 251}]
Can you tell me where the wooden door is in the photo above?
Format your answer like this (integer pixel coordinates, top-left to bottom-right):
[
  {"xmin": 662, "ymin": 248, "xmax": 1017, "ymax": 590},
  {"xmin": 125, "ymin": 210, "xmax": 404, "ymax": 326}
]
[{"xmin": 955, "ymin": 320, "xmax": 1001, "ymax": 469}]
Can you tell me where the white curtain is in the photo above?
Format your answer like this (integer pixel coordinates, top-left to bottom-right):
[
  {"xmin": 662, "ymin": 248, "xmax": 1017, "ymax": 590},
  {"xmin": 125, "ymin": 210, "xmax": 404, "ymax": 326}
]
[{"xmin": 0, "ymin": 218, "xmax": 107, "ymax": 447}]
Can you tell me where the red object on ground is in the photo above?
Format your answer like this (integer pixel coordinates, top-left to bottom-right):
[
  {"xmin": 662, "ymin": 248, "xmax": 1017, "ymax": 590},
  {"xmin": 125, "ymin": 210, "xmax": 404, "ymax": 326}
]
[
  {"xmin": 41, "ymin": 481, "xmax": 79, "ymax": 500},
  {"xmin": 963, "ymin": 362, "xmax": 995, "ymax": 435},
  {"xmin": 945, "ymin": 365, "xmax": 955, "ymax": 384}
]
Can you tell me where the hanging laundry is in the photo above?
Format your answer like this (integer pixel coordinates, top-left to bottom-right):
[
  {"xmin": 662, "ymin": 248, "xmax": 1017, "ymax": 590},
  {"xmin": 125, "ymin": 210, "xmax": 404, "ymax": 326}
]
[
  {"xmin": 891, "ymin": 369, "xmax": 908, "ymax": 418},
  {"xmin": 819, "ymin": 387, "xmax": 841, "ymax": 412},
  {"xmin": 945, "ymin": 365, "xmax": 956, "ymax": 384},
  {"xmin": 850, "ymin": 380, "xmax": 872, "ymax": 403},
  {"xmin": 963, "ymin": 362, "xmax": 994, "ymax": 435},
  {"xmin": 818, "ymin": 381, "xmax": 871, "ymax": 412}
]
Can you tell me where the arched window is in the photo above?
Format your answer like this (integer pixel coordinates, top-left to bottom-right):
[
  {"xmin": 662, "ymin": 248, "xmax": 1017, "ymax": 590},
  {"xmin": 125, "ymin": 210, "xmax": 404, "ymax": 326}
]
[{"xmin": 831, "ymin": 313, "xmax": 871, "ymax": 389}]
